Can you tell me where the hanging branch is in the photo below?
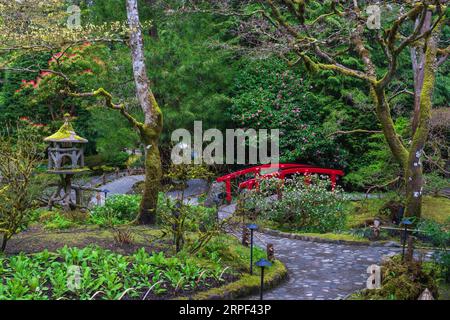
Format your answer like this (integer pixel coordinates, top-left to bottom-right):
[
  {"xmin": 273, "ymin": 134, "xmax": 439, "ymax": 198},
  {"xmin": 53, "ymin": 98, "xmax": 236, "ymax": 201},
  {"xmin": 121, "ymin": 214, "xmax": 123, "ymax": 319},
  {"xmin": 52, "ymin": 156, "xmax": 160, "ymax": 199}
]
[
  {"xmin": 327, "ymin": 129, "xmax": 383, "ymax": 137},
  {"xmin": 65, "ymin": 88, "xmax": 144, "ymax": 134}
]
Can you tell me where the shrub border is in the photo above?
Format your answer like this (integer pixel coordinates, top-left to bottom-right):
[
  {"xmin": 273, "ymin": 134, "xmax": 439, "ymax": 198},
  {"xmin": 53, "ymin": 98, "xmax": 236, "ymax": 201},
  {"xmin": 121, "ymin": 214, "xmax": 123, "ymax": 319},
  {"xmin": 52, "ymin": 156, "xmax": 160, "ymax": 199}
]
[{"xmin": 181, "ymin": 260, "xmax": 288, "ymax": 300}]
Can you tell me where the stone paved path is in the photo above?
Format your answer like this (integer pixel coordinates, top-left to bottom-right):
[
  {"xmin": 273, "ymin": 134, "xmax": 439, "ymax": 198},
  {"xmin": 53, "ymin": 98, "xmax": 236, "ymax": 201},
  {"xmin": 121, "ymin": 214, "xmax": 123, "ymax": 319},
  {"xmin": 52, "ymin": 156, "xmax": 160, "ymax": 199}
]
[
  {"xmin": 90, "ymin": 175, "xmax": 145, "ymax": 205},
  {"xmin": 248, "ymin": 232, "xmax": 402, "ymax": 300},
  {"xmin": 99, "ymin": 175, "xmax": 145, "ymax": 195},
  {"xmin": 94, "ymin": 176, "xmax": 208, "ymax": 205},
  {"xmin": 166, "ymin": 179, "xmax": 209, "ymax": 205}
]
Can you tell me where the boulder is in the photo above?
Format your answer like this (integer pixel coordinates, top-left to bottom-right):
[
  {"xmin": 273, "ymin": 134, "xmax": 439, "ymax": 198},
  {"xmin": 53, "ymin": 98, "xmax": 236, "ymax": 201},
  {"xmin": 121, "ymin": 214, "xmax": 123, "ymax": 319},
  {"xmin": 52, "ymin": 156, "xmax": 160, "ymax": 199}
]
[{"xmin": 204, "ymin": 181, "xmax": 226, "ymax": 207}]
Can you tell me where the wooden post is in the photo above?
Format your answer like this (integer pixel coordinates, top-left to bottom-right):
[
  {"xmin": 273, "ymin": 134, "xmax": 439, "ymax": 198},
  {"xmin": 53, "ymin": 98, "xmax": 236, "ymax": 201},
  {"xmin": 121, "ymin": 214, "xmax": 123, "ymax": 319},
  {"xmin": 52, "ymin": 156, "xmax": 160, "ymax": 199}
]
[
  {"xmin": 225, "ymin": 179, "xmax": 232, "ymax": 203},
  {"xmin": 96, "ymin": 192, "xmax": 101, "ymax": 206},
  {"xmin": 372, "ymin": 219, "xmax": 381, "ymax": 239},
  {"xmin": 75, "ymin": 188, "xmax": 82, "ymax": 206},
  {"xmin": 242, "ymin": 226, "xmax": 250, "ymax": 247},
  {"xmin": 304, "ymin": 173, "xmax": 311, "ymax": 186},
  {"xmin": 267, "ymin": 243, "xmax": 274, "ymax": 261},
  {"xmin": 276, "ymin": 180, "xmax": 283, "ymax": 200}
]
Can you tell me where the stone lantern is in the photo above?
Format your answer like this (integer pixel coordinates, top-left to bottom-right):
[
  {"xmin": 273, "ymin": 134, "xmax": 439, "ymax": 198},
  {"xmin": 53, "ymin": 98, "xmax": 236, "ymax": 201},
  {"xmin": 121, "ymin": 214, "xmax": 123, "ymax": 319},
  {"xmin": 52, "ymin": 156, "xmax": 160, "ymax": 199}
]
[{"xmin": 45, "ymin": 114, "xmax": 88, "ymax": 210}]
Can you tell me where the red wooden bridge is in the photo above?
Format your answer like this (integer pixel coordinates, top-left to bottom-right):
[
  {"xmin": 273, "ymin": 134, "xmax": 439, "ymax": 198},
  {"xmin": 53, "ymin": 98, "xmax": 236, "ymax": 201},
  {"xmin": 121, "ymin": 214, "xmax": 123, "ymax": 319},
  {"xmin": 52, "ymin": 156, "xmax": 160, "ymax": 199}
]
[{"xmin": 216, "ymin": 163, "xmax": 344, "ymax": 203}]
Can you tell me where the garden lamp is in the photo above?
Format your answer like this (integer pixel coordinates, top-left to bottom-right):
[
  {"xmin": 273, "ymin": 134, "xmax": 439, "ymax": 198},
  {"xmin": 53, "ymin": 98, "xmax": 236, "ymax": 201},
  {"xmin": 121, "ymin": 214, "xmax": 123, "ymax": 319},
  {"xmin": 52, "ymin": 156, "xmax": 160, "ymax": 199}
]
[
  {"xmin": 247, "ymin": 223, "xmax": 258, "ymax": 275},
  {"xmin": 256, "ymin": 258, "xmax": 272, "ymax": 300},
  {"xmin": 401, "ymin": 218, "xmax": 413, "ymax": 261},
  {"xmin": 103, "ymin": 189, "xmax": 110, "ymax": 199}
]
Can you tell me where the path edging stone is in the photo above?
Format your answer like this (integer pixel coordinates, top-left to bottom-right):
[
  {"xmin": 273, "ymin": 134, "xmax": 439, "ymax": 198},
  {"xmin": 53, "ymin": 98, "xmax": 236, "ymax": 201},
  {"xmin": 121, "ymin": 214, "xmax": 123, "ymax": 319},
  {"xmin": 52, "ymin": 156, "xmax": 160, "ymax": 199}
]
[{"xmin": 184, "ymin": 260, "xmax": 288, "ymax": 300}]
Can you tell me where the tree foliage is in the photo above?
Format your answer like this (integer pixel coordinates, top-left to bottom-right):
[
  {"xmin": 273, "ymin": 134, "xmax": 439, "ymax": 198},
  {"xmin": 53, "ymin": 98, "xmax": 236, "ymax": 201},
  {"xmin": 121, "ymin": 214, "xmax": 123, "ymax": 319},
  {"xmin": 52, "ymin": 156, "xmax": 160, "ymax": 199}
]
[{"xmin": 0, "ymin": 123, "xmax": 45, "ymax": 251}]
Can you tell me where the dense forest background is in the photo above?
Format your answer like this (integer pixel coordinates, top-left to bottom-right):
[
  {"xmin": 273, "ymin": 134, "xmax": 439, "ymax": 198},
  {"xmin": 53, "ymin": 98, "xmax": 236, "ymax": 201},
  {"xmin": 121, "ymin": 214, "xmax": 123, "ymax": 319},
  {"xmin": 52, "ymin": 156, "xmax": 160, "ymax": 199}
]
[{"xmin": 0, "ymin": 0, "xmax": 448, "ymax": 192}]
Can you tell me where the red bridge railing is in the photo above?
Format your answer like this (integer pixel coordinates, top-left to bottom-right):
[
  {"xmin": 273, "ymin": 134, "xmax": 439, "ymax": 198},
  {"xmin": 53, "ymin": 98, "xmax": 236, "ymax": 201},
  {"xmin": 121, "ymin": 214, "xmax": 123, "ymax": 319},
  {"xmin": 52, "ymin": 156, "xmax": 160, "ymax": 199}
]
[{"xmin": 216, "ymin": 163, "xmax": 344, "ymax": 203}]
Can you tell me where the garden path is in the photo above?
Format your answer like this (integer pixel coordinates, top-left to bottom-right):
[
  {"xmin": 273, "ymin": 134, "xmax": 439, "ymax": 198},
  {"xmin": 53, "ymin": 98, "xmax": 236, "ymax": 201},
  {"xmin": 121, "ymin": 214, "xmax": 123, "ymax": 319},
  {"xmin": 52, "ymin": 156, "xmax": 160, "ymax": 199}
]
[
  {"xmin": 218, "ymin": 204, "xmax": 433, "ymax": 300},
  {"xmin": 98, "ymin": 175, "xmax": 145, "ymax": 195},
  {"xmin": 89, "ymin": 175, "xmax": 145, "ymax": 205},
  {"xmin": 95, "ymin": 178, "xmax": 433, "ymax": 300},
  {"xmin": 94, "ymin": 176, "xmax": 208, "ymax": 205}
]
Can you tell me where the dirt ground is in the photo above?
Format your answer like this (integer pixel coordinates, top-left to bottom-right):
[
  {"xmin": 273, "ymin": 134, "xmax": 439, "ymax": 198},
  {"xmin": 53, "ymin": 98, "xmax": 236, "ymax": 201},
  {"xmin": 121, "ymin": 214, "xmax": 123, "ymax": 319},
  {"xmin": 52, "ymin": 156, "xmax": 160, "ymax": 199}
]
[{"xmin": 4, "ymin": 225, "xmax": 169, "ymax": 256}]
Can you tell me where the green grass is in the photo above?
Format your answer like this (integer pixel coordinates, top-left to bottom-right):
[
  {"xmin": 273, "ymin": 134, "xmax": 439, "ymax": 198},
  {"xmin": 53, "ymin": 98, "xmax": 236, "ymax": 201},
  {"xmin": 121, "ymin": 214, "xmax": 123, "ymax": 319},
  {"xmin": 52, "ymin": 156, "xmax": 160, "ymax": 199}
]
[
  {"xmin": 290, "ymin": 232, "xmax": 368, "ymax": 242},
  {"xmin": 346, "ymin": 196, "xmax": 450, "ymax": 228},
  {"xmin": 422, "ymin": 196, "xmax": 450, "ymax": 224},
  {"xmin": 438, "ymin": 282, "xmax": 450, "ymax": 300},
  {"xmin": 254, "ymin": 218, "xmax": 368, "ymax": 243}
]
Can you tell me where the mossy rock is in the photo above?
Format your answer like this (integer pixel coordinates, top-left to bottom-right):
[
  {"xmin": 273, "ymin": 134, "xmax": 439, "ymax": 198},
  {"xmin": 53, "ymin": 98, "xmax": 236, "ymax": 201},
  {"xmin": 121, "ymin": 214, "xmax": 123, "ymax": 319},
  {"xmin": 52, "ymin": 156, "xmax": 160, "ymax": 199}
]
[
  {"xmin": 186, "ymin": 260, "xmax": 287, "ymax": 300},
  {"xmin": 353, "ymin": 255, "xmax": 439, "ymax": 300}
]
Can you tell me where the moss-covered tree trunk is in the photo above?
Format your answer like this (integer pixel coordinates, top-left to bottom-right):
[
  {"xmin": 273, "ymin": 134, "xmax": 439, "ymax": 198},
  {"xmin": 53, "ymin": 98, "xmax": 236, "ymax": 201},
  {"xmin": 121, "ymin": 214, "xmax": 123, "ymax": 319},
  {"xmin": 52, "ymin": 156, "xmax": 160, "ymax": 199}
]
[
  {"xmin": 370, "ymin": 21, "xmax": 441, "ymax": 219},
  {"xmin": 403, "ymin": 21, "xmax": 440, "ymax": 219},
  {"xmin": 1, "ymin": 234, "xmax": 7, "ymax": 252},
  {"xmin": 127, "ymin": 0, "xmax": 163, "ymax": 224},
  {"xmin": 138, "ymin": 133, "xmax": 162, "ymax": 224}
]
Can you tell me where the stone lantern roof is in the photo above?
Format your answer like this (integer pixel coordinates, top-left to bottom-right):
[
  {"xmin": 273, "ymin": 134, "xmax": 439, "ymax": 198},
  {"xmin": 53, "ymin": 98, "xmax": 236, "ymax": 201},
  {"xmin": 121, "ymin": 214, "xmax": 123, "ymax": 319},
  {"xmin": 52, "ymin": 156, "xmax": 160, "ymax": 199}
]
[{"xmin": 44, "ymin": 114, "xmax": 88, "ymax": 144}]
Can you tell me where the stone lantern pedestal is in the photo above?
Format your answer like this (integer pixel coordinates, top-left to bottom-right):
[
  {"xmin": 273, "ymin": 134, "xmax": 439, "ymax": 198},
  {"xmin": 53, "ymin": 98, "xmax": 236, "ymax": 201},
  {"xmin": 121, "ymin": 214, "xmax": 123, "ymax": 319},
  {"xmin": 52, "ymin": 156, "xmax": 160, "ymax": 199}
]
[{"xmin": 44, "ymin": 114, "xmax": 89, "ymax": 210}]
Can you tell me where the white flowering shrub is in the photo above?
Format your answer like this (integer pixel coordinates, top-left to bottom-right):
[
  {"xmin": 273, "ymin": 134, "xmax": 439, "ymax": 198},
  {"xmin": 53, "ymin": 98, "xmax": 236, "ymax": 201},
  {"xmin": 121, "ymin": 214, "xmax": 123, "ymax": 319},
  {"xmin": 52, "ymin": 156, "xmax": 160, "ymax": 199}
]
[{"xmin": 239, "ymin": 175, "xmax": 348, "ymax": 233}]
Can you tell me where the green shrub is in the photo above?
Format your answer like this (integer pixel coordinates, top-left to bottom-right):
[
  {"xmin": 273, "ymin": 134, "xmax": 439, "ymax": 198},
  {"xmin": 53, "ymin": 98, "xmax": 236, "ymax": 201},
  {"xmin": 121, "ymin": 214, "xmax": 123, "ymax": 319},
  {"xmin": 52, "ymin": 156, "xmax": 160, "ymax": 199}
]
[
  {"xmin": 84, "ymin": 154, "xmax": 104, "ymax": 168},
  {"xmin": 418, "ymin": 219, "xmax": 450, "ymax": 282},
  {"xmin": 89, "ymin": 194, "xmax": 141, "ymax": 226},
  {"xmin": 157, "ymin": 194, "xmax": 219, "ymax": 253},
  {"xmin": 423, "ymin": 172, "xmax": 448, "ymax": 197},
  {"xmin": 418, "ymin": 220, "xmax": 450, "ymax": 248},
  {"xmin": 44, "ymin": 213, "xmax": 76, "ymax": 230},
  {"xmin": 157, "ymin": 194, "xmax": 217, "ymax": 230},
  {"xmin": 230, "ymin": 57, "xmax": 351, "ymax": 167},
  {"xmin": 240, "ymin": 175, "xmax": 348, "ymax": 233},
  {"xmin": 31, "ymin": 209, "xmax": 88, "ymax": 230},
  {"xmin": 105, "ymin": 151, "xmax": 129, "ymax": 168}
]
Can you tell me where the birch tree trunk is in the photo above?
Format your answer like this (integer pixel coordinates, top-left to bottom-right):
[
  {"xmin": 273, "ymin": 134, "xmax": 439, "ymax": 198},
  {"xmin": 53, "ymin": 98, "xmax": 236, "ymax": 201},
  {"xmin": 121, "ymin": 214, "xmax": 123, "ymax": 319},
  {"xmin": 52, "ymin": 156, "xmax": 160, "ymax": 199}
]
[
  {"xmin": 404, "ymin": 21, "xmax": 442, "ymax": 219},
  {"xmin": 410, "ymin": 12, "xmax": 432, "ymax": 135},
  {"xmin": 126, "ymin": 0, "xmax": 163, "ymax": 225}
]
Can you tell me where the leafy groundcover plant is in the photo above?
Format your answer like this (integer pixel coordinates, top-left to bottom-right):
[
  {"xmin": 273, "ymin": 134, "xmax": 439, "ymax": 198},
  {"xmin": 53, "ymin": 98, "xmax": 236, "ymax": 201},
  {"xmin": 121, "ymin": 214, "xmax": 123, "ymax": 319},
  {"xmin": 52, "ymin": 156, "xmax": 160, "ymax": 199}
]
[{"xmin": 0, "ymin": 245, "xmax": 237, "ymax": 300}]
